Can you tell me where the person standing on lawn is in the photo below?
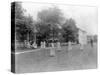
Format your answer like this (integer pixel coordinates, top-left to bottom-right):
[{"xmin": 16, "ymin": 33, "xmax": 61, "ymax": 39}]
[{"xmin": 90, "ymin": 39, "xmax": 94, "ymax": 47}]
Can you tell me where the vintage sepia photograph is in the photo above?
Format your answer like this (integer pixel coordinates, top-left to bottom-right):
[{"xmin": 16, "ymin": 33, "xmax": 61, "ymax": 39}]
[{"xmin": 11, "ymin": 2, "xmax": 98, "ymax": 73}]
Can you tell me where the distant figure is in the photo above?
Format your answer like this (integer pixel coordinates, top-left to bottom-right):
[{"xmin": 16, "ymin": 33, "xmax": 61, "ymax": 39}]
[
  {"xmin": 41, "ymin": 41, "xmax": 46, "ymax": 48},
  {"xmin": 90, "ymin": 39, "xmax": 93, "ymax": 47},
  {"xmin": 24, "ymin": 40, "xmax": 27, "ymax": 47},
  {"xmin": 51, "ymin": 42, "xmax": 54, "ymax": 48},
  {"xmin": 57, "ymin": 41, "xmax": 61, "ymax": 51},
  {"xmin": 32, "ymin": 42, "xmax": 37, "ymax": 48},
  {"xmin": 68, "ymin": 41, "xmax": 72, "ymax": 50},
  {"xmin": 43, "ymin": 41, "xmax": 46, "ymax": 48},
  {"xmin": 27, "ymin": 41, "xmax": 31, "ymax": 48},
  {"xmin": 41, "ymin": 42, "xmax": 43, "ymax": 48},
  {"xmin": 80, "ymin": 44, "xmax": 84, "ymax": 49},
  {"xmin": 50, "ymin": 42, "xmax": 55, "ymax": 57}
]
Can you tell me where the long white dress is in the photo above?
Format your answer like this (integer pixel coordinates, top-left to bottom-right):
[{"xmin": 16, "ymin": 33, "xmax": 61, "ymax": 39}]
[
  {"xmin": 50, "ymin": 43, "xmax": 55, "ymax": 56},
  {"xmin": 78, "ymin": 30, "xmax": 87, "ymax": 49},
  {"xmin": 68, "ymin": 41, "xmax": 72, "ymax": 50},
  {"xmin": 57, "ymin": 42, "xmax": 61, "ymax": 51}
]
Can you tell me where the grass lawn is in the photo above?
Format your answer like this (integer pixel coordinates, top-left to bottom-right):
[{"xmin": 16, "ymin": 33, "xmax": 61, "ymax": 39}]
[{"xmin": 15, "ymin": 43, "xmax": 97, "ymax": 73}]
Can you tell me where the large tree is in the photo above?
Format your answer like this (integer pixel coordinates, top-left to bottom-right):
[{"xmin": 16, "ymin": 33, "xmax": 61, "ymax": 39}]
[
  {"xmin": 38, "ymin": 6, "xmax": 64, "ymax": 24},
  {"xmin": 37, "ymin": 6, "xmax": 64, "ymax": 43},
  {"xmin": 12, "ymin": 2, "xmax": 34, "ymax": 42},
  {"xmin": 62, "ymin": 18, "xmax": 78, "ymax": 42}
]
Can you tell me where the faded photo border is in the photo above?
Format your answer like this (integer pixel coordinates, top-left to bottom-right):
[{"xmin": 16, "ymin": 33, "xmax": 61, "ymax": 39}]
[{"xmin": 0, "ymin": 0, "xmax": 100, "ymax": 75}]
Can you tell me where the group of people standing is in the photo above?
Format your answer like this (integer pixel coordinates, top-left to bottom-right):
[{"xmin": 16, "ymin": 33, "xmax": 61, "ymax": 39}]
[{"xmin": 24, "ymin": 40, "xmax": 62, "ymax": 49}]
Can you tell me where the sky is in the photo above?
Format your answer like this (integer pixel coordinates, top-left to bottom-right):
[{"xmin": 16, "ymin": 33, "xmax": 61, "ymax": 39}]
[{"xmin": 22, "ymin": 2, "xmax": 98, "ymax": 35}]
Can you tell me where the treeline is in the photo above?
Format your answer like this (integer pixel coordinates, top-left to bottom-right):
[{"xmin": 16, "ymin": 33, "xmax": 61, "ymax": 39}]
[{"xmin": 11, "ymin": 2, "xmax": 78, "ymax": 46}]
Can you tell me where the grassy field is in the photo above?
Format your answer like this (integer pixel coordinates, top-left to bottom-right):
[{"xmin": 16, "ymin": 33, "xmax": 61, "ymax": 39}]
[{"xmin": 15, "ymin": 43, "xmax": 97, "ymax": 73}]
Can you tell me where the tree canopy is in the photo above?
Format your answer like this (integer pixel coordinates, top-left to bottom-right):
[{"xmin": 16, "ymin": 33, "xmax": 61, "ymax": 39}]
[
  {"xmin": 12, "ymin": 2, "xmax": 34, "ymax": 42},
  {"xmin": 34, "ymin": 6, "xmax": 65, "ymax": 44},
  {"xmin": 62, "ymin": 18, "xmax": 78, "ymax": 42},
  {"xmin": 37, "ymin": 6, "xmax": 64, "ymax": 24},
  {"xmin": 12, "ymin": 2, "xmax": 79, "ymax": 44}
]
